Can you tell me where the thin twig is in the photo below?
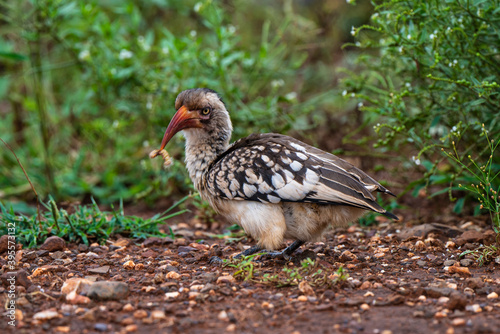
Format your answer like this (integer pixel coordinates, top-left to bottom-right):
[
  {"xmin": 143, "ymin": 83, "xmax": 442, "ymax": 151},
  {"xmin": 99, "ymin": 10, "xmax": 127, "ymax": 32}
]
[{"xmin": 0, "ymin": 137, "xmax": 42, "ymax": 227}]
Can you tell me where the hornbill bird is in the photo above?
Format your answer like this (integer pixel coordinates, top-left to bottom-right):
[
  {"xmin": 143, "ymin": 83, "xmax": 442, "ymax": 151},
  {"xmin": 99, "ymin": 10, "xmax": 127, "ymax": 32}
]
[{"xmin": 153, "ymin": 88, "xmax": 397, "ymax": 261}]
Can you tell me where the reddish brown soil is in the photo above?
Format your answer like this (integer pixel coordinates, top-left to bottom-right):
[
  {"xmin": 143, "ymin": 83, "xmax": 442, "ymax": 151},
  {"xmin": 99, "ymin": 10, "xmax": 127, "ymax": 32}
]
[{"xmin": 1, "ymin": 212, "xmax": 500, "ymax": 334}]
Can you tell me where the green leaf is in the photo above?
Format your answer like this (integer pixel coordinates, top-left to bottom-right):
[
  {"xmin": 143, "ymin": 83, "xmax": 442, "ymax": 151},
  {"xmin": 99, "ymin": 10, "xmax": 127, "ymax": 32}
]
[
  {"xmin": 453, "ymin": 197, "xmax": 465, "ymax": 214},
  {"xmin": 0, "ymin": 52, "xmax": 27, "ymax": 61}
]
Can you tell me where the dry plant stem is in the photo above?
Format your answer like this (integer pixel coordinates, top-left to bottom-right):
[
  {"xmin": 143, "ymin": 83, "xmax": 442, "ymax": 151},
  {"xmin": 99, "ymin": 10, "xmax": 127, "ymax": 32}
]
[
  {"xmin": 29, "ymin": 7, "xmax": 57, "ymax": 196},
  {"xmin": 28, "ymin": 290, "xmax": 56, "ymax": 300},
  {"xmin": 0, "ymin": 137, "xmax": 42, "ymax": 227}
]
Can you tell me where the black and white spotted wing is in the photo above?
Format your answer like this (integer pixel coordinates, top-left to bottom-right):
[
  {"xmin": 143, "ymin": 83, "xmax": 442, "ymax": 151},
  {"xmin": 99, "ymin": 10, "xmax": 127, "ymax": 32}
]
[{"xmin": 205, "ymin": 133, "xmax": 396, "ymax": 218}]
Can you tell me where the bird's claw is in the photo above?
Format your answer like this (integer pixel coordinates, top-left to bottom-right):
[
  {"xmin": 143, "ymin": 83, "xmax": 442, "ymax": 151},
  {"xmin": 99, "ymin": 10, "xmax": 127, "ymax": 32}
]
[
  {"xmin": 209, "ymin": 256, "xmax": 224, "ymax": 265},
  {"xmin": 259, "ymin": 250, "xmax": 292, "ymax": 262}
]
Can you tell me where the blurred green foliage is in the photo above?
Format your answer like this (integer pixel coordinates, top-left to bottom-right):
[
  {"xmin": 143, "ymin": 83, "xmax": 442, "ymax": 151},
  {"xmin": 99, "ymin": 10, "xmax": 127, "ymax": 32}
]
[
  {"xmin": 0, "ymin": 0, "xmax": 369, "ymax": 206},
  {"xmin": 342, "ymin": 0, "xmax": 500, "ymax": 219}
]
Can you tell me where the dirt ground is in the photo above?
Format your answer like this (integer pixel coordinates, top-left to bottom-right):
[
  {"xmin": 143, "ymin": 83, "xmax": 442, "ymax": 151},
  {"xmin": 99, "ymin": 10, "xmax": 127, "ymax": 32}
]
[{"xmin": 1, "ymin": 205, "xmax": 500, "ymax": 334}]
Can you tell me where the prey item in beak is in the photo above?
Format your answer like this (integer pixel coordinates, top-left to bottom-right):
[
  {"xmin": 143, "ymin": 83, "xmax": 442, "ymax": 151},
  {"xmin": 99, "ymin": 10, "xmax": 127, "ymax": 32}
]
[
  {"xmin": 149, "ymin": 148, "xmax": 172, "ymax": 168},
  {"xmin": 159, "ymin": 105, "xmax": 202, "ymax": 150},
  {"xmin": 150, "ymin": 105, "xmax": 200, "ymax": 169}
]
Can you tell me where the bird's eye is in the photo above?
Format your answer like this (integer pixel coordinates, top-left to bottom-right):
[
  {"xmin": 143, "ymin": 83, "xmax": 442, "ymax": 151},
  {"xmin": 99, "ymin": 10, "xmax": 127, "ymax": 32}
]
[{"xmin": 201, "ymin": 107, "xmax": 211, "ymax": 115}]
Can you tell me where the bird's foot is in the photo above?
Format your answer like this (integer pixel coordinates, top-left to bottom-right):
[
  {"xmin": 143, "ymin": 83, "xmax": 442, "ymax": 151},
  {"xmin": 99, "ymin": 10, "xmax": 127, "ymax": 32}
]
[
  {"xmin": 210, "ymin": 241, "xmax": 305, "ymax": 264},
  {"xmin": 257, "ymin": 240, "xmax": 305, "ymax": 262},
  {"xmin": 258, "ymin": 250, "xmax": 292, "ymax": 262},
  {"xmin": 209, "ymin": 256, "xmax": 224, "ymax": 265}
]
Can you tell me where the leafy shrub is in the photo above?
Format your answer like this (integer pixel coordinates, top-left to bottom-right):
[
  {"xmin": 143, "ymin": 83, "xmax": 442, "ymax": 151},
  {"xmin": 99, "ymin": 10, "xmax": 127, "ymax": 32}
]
[
  {"xmin": 0, "ymin": 0, "xmax": 327, "ymax": 203},
  {"xmin": 342, "ymin": 0, "xmax": 500, "ymax": 222}
]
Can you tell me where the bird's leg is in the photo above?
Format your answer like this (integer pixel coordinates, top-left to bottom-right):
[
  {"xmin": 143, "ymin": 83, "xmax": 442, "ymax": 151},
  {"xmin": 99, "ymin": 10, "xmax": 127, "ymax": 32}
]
[{"xmin": 260, "ymin": 240, "xmax": 305, "ymax": 261}]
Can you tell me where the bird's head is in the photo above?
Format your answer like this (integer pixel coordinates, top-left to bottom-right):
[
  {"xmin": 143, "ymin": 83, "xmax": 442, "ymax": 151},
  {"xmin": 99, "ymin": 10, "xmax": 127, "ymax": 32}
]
[{"xmin": 158, "ymin": 88, "xmax": 233, "ymax": 151}]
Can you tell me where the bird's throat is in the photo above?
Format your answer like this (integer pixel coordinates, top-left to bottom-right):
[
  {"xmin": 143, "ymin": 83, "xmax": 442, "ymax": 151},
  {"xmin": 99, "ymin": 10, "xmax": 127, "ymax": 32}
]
[{"xmin": 183, "ymin": 128, "xmax": 230, "ymax": 191}]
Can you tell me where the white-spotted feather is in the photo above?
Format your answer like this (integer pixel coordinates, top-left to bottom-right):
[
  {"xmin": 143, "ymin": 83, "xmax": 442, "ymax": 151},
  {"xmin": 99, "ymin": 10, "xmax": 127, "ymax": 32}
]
[{"xmin": 205, "ymin": 133, "xmax": 395, "ymax": 216}]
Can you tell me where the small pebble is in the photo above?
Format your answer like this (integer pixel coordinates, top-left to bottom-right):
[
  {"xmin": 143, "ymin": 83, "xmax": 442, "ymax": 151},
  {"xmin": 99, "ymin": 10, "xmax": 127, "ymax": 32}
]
[
  {"xmin": 297, "ymin": 295, "xmax": 308, "ymax": 302},
  {"xmin": 465, "ymin": 277, "xmax": 483, "ymax": 289},
  {"xmin": 190, "ymin": 284, "xmax": 205, "ymax": 291},
  {"xmin": 261, "ymin": 301, "xmax": 274, "ymax": 309},
  {"xmin": 132, "ymin": 310, "xmax": 147, "ymax": 320},
  {"xmin": 14, "ymin": 309, "xmax": 24, "ymax": 322},
  {"xmin": 40, "ymin": 236, "xmax": 66, "ymax": 252},
  {"xmin": 360, "ymin": 281, "xmax": 372, "ymax": 290},
  {"xmin": 451, "ymin": 318, "xmax": 465, "ymax": 326},
  {"xmin": 459, "ymin": 258, "xmax": 473, "ymax": 267},
  {"xmin": 123, "ymin": 260, "xmax": 136, "ymax": 270},
  {"xmin": 426, "ymin": 254, "xmax": 437, "ymax": 261},
  {"xmin": 61, "ymin": 277, "xmax": 93, "ymax": 296},
  {"xmin": 123, "ymin": 304, "xmax": 135, "ymax": 312},
  {"xmin": 94, "ymin": 323, "xmax": 108, "ymax": 332},
  {"xmin": 166, "ymin": 271, "xmax": 181, "ymax": 280},
  {"xmin": 188, "ymin": 292, "xmax": 199, "ymax": 300},
  {"xmin": 360, "ymin": 303, "xmax": 370, "ymax": 311},
  {"xmin": 165, "ymin": 292, "xmax": 179, "ymax": 300},
  {"xmin": 463, "ymin": 287, "xmax": 474, "ymax": 296},
  {"xmin": 443, "ymin": 260, "xmax": 456, "ymax": 267},
  {"xmin": 85, "ymin": 252, "xmax": 100, "ymax": 258},
  {"xmin": 438, "ymin": 297, "xmax": 449, "ymax": 304},
  {"xmin": 66, "ymin": 291, "xmax": 91, "ymax": 304},
  {"xmin": 349, "ymin": 279, "xmax": 362, "ymax": 288},
  {"xmin": 417, "ymin": 260, "xmax": 427, "ymax": 267},
  {"xmin": 125, "ymin": 324, "xmax": 138, "ymax": 332},
  {"xmin": 218, "ymin": 310, "xmax": 228, "ymax": 321},
  {"xmin": 445, "ymin": 241, "xmax": 456, "ymax": 248},
  {"xmin": 339, "ymin": 250, "xmax": 357, "ymax": 262},
  {"xmin": 434, "ymin": 311, "xmax": 447, "ymax": 318},
  {"xmin": 217, "ymin": 275, "xmax": 235, "ymax": 284},
  {"xmin": 151, "ymin": 310, "xmax": 166, "ymax": 319},
  {"xmin": 465, "ymin": 304, "xmax": 482, "ymax": 313},
  {"xmin": 87, "ymin": 281, "xmax": 129, "ymax": 300},
  {"xmin": 415, "ymin": 240, "xmax": 426, "ymax": 251},
  {"xmin": 487, "ymin": 292, "xmax": 498, "ymax": 299},
  {"xmin": 33, "ymin": 309, "xmax": 60, "ymax": 320},
  {"xmin": 446, "ymin": 282, "xmax": 458, "ymax": 290},
  {"xmin": 142, "ymin": 286, "xmax": 156, "ymax": 293}
]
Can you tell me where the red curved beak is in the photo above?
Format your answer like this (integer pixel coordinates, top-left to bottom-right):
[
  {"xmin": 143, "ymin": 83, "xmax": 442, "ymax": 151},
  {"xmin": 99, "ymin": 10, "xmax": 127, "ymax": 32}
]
[{"xmin": 159, "ymin": 105, "xmax": 201, "ymax": 150}]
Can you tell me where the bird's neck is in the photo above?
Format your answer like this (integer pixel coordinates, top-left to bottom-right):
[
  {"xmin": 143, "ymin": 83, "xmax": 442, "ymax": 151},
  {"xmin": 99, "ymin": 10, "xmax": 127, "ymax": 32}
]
[{"xmin": 183, "ymin": 128, "xmax": 231, "ymax": 191}]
